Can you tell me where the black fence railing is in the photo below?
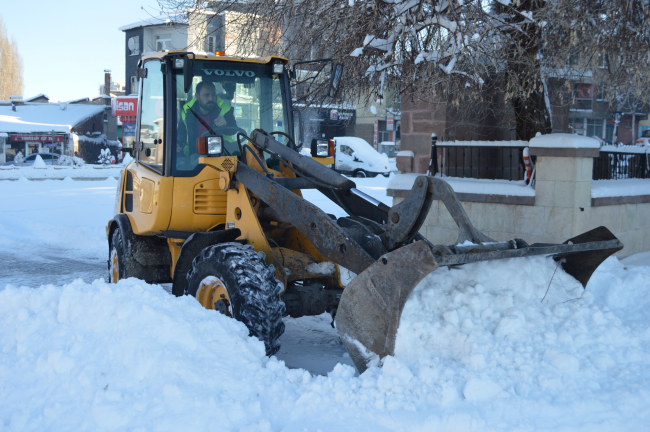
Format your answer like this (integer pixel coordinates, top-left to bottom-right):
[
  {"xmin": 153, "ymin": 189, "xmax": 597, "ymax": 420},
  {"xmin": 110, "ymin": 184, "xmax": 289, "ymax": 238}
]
[
  {"xmin": 434, "ymin": 145, "xmax": 528, "ymax": 181},
  {"xmin": 593, "ymin": 151, "xmax": 650, "ymax": 180}
]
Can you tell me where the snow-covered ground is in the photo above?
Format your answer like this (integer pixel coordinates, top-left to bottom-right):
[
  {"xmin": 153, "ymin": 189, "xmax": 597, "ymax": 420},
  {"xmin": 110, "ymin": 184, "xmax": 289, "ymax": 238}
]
[{"xmin": 1, "ymin": 175, "xmax": 650, "ymax": 431}]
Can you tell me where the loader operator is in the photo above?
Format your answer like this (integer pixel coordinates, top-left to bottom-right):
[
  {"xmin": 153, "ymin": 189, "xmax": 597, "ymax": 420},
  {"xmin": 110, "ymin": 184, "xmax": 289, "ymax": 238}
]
[{"xmin": 177, "ymin": 81, "xmax": 239, "ymax": 161}]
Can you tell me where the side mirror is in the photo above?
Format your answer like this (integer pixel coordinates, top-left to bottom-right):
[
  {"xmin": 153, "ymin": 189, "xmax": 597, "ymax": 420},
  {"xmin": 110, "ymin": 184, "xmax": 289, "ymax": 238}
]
[
  {"xmin": 311, "ymin": 139, "xmax": 335, "ymax": 157},
  {"xmin": 327, "ymin": 63, "xmax": 343, "ymax": 98},
  {"xmin": 183, "ymin": 54, "xmax": 195, "ymax": 94}
]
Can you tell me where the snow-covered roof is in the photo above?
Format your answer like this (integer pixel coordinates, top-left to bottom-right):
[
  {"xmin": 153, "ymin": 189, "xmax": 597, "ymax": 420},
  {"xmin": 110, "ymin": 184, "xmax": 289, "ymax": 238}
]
[
  {"xmin": 119, "ymin": 13, "xmax": 187, "ymax": 32},
  {"xmin": 0, "ymin": 103, "xmax": 105, "ymax": 134},
  {"xmin": 66, "ymin": 97, "xmax": 90, "ymax": 104},
  {"xmin": 24, "ymin": 94, "xmax": 49, "ymax": 102},
  {"xmin": 119, "ymin": 10, "xmax": 216, "ymax": 32}
]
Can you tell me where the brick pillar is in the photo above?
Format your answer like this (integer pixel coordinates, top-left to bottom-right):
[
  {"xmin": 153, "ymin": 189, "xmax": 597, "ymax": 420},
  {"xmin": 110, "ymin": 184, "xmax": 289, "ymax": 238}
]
[{"xmin": 399, "ymin": 96, "xmax": 447, "ymax": 173}]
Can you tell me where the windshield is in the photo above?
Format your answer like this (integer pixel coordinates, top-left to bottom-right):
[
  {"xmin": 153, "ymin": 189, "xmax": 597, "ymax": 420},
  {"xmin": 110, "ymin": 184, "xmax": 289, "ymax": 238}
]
[{"xmin": 173, "ymin": 59, "xmax": 290, "ymax": 174}]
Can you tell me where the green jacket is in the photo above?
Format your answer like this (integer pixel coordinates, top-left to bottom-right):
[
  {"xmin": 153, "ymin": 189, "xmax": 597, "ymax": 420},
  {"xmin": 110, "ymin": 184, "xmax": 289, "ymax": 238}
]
[{"xmin": 178, "ymin": 97, "xmax": 236, "ymax": 157}]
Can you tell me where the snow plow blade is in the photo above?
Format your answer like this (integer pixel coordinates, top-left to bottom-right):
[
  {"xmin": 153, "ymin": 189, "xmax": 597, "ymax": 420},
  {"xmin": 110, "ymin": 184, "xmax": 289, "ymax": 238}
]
[{"xmin": 335, "ymin": 241, "xmax": 439, "ymax": 373}]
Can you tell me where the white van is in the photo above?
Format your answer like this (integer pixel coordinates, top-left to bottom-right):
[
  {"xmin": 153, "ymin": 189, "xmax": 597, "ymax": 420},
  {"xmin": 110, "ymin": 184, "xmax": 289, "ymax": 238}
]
[{"xmin": 332, "ymin": 137, "xmax": 391, "ymax": 178}]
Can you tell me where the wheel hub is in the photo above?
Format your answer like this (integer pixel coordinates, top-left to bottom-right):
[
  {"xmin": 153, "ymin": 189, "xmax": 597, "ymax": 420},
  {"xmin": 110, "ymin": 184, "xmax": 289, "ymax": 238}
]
[
  {"xmin": 196, "ymin": 276, "xmax": 232, "ymax": 317},
  {"xmin": 110, "ymin": 248, "xmax": 119, "ymax": 283}
]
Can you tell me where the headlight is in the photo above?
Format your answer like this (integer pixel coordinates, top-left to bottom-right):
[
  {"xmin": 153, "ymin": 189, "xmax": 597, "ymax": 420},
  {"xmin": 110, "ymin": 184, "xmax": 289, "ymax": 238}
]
[
  {"xmin": 174, "ymin": 58, "xmax": 184, "ymax": 69},
  {"xmin": 273, "ymin": 62, "xmax": 284, "ymax": 74},
  {"xmin": 207, "ymin": 137, "xmax": 222, "ymax": 155},
  {"xmin": 316, "ymin": 142, "xmax": 329, "ymax": 156}
]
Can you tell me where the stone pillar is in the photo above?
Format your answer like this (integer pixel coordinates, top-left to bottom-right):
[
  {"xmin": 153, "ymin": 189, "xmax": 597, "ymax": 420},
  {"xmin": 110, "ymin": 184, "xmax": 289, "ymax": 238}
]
[
  {"xmin": 399, "ymin": 96, "xmax": 447, "ymax": 173},
  {"xmin": 529, "ymin": 139, "xmax": 600, "ymax": 243}
]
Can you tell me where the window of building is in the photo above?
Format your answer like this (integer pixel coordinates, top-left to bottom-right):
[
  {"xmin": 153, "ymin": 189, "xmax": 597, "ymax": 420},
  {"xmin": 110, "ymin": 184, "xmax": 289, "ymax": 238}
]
[
  {"xmin": 205, "ymin": 35, "xmax": 216, "ymax": 53},
  {"xmin": 625, "ymin": 120, "xmax": 632, "ymax": 129},
  {"xmin": 571, "ymin": 83, "xmax": 593, "ymax": 111},
  {"xmin": 131, "ymin": 76, "xmax": 138, "ymax": 95},
  {"xmin": 597, "ymin": 54, "xmax": 608, "ymax": 68},
  {"xmin": 596, "ymin": 87, "xmax": 608, "ymax": 101},
  {"xmin": 156, "ymin": 34, "xmax": 172, "ymax": 51},
  {"xmin": 586, "ymin": 118, "xmax": 604, "ymax": 138},
  {"xmin": 569, "ymin": 117, "xmax": 585, "ymax": 135},
  {"xmin": 129, "ymin": 36, "xmax": 140, "ymax": 56}
]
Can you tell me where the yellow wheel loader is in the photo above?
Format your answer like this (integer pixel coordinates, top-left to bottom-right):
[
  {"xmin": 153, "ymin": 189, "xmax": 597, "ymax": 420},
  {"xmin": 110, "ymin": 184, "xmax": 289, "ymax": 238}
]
[{"xmin": 108, "ymin": 51, "xmax": 623, "ymax": 372}]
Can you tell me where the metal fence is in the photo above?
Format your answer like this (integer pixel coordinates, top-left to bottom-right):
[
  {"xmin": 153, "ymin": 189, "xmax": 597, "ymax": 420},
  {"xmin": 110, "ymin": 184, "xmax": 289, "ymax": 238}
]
[
  {"xmin": 433, "ymin": 144, "xmax": 528, "ymax": 181},
  {"xmin": 593, "ymin": 150, "xmax": 650, "ymax": 180}
]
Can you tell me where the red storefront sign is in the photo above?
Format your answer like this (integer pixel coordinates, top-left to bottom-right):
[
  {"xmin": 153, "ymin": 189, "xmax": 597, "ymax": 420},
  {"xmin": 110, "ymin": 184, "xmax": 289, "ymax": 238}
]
[
  {"xmin": 112, "ymin": 97, "xmax": 138, "ymax": 117},
  {"xmin": 10, "ymin": 134, "xmax": 65, "ymax": 142}
]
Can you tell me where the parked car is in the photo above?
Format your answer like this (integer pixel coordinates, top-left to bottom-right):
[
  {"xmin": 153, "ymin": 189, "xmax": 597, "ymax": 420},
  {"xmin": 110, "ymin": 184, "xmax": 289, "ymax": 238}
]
[
  {"xmin": 635, "ymin": 130, "xmax": 650, "ymax": 146},
  {"xmin": 332, "ymin": 137, "xmax": 391, "ymax": 178},
  {"xmin": 2, "ymin": 153, "xmax": 61, "ymax": 167}
]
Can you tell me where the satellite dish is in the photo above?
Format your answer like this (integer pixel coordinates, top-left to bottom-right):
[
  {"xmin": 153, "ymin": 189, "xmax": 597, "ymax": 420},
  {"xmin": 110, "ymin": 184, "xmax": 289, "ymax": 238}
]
[{"xmin": 128, "ymin": 37, "xmax": 135, "ymax": 51}]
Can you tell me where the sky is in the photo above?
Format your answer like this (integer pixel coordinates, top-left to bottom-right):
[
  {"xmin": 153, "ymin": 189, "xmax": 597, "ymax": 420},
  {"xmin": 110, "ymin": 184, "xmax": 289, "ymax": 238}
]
[{"xmin": 1, "ymin": 0, "xmax": 163, "ymax": 102}]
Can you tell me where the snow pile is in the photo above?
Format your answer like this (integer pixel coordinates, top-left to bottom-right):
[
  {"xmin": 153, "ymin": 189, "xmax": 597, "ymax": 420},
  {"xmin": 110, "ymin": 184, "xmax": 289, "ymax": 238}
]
[
  {"xmin": 1, "ymin": 255, "xmax": 649, "ymax": 430},
  {"xmin": 0, "ymin": 165, "xmax": 122, "ymax": 180},
  {"xmin": 396, "ymin": 255, "xmax": 650, "ymax": 419},
  {"xmin": 529, "ymin": 133, "xmax": 600, "ymax": 149},
  {"xmin": 592, "ymin": 178, "xmax": 650, "ymax": 198},
  {"xmin": 32, "ymin": 155, "xmax": 46, "ymax": 168},
  {"xmin": 388, "ymin": 173, "xmax": 535, "ymax": 197}
]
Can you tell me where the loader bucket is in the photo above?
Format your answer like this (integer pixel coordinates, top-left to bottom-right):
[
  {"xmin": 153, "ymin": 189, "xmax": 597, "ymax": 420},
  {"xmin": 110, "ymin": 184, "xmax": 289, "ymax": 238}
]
[
  {"xmin": 335, "ymin": 241, "xmax": 438, "ymax": 373},
  {"xmin": 335, "ymin": 227, "xmax": 623, "ymax": 373}
]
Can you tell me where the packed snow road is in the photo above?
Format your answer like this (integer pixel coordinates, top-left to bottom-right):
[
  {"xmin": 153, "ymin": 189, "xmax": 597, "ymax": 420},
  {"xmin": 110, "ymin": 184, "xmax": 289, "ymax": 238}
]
[{"xmin": 1, "ymin": 175, "xmax": 650, "ymax": 431}]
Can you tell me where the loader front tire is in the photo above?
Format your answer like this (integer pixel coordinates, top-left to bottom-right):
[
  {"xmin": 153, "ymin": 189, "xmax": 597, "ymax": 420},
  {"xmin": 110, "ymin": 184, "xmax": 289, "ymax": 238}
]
[{"xmin": 186, "ymin": 243, "xmax": 285, "ymax": 356}]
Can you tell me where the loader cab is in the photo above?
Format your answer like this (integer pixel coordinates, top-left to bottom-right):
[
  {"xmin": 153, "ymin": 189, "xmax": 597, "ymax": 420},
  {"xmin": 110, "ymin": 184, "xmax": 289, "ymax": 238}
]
[{"xmin": 132, "ymin": 52, "xmax": 295, "ymax": 178}]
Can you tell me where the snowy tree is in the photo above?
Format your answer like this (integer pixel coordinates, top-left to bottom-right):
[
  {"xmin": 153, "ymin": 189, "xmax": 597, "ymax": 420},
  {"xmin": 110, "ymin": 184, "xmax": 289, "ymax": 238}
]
[
  {"xmin": 0, "ymin": 16, "xmax": 24, "ymax": 101},
  {"xmin": 58, "ymin": 155, "xmax": 86, "ymax": 167},
  {"xmin": 159, "ymin": 0, "xmax": 650, "ymax": 140},
  {"xmin": 97, "ymin": 148, "xmax": 115, "ymax": 165}
]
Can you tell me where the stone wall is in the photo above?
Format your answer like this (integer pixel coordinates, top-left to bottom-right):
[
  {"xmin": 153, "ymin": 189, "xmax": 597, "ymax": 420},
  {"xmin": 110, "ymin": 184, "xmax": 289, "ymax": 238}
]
[{"xmin": 389, "ymin": 138, "xmax": 650, "ymax": 259}]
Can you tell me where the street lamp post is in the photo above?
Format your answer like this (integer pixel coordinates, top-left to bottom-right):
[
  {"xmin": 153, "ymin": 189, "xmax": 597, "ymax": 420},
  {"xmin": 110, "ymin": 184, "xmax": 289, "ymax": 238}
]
[{"xmin": 611, "ymin": 111, "xmax": 623, "ymax": 146}]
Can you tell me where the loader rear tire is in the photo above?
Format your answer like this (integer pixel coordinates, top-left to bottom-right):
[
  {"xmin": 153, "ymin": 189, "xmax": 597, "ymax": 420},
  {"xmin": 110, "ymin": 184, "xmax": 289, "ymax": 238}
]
[
  {"xmin": 109, "ymin": 230, "xmax": 126, "ymax": 283},
  {"xmin": 186, "ymin": 243, "xmax": 285, "ymax": 356}
]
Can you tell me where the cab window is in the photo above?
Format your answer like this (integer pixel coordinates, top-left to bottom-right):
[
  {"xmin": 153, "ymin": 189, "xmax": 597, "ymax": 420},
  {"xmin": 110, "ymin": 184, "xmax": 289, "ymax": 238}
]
[
  {"xmin": 138, "ymin": 60, "xmax": 164, "ymax": 171},
  {"xmin": 172, "ymin": 60, "xmax": 289, "ymax": 176}
]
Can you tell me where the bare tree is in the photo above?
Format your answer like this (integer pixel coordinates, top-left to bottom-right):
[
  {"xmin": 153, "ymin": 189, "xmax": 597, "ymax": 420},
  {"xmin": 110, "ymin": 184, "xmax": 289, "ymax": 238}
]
[
  {"xmin": 157, "ymin": 0, "xmax": 650, "ymax": 140},
  {"xmin": 0, "ymin": 16, "xmax": 24, "ymax": 101}
]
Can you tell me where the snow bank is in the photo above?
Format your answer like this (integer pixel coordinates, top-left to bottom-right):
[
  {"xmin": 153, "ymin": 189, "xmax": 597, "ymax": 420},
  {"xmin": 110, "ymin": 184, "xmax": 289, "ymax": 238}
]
[
  {"xmin": 1, "ymin": 255, "xmax": 649, "ymax": 430},
  {"xmin": 530, "ymin": 133, "xmax": 600, "ymax": 149},
  {"xmin": 592, "ymin": 178, "xmax": 650, "ymax": 198},
  {"xmin": 0, "ymin": 165, "xmax": 123, "ymax": 180},
  {"xmin": 388, "ymin": 173, "xmax": 535, "ymax": 197}
]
